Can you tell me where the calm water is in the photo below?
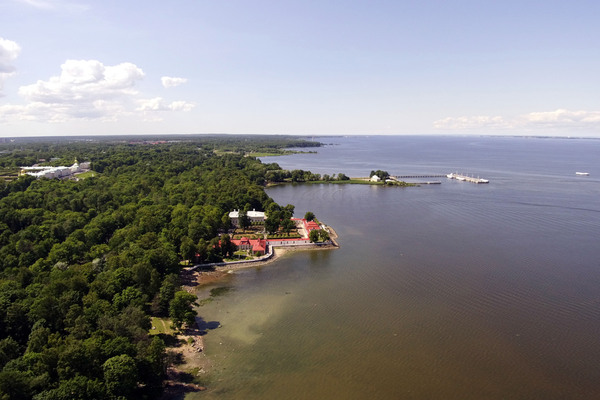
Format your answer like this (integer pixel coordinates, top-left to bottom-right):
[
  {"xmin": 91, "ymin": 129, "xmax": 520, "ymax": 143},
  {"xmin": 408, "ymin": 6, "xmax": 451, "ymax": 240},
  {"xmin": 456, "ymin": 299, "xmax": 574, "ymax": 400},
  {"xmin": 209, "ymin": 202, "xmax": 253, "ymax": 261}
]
[{"xmin": 190, "ymin": 136, "xmax": 600, "ymax": 400}]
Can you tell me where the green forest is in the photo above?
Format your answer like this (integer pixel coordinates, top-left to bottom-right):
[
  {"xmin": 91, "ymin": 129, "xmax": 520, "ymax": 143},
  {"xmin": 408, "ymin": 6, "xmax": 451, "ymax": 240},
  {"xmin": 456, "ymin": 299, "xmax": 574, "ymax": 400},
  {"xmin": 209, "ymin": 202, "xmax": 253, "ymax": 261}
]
[{"xmin": 0, "ymin": 135, "xmax": 320, "ymax": 399}]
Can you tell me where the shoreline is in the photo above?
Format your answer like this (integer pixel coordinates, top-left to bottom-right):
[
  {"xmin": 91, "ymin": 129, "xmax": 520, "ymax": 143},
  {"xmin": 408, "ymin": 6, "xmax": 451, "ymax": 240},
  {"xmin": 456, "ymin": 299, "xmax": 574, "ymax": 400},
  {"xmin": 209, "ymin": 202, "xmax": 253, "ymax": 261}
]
[
  {"xmin": 182, "ymin": 239, "xmax": 338, "ymax": 287},
  {"xmin": 166, "ymin": 227, "xmax": 339, "ymax": 397},
  {"xmin": 182, "ymin": 223, "xmax": 339, "ymax": 285}
]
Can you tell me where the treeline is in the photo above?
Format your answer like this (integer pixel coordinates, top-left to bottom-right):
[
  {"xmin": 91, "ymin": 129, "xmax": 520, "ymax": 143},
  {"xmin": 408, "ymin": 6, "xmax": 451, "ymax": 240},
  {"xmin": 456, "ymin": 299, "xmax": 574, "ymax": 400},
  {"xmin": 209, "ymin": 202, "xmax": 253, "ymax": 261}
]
[
  {"xmin": 0, "ymin": 134, "xmax": 321, "ymax": 170},
  {"xmin": 266, "ymin": 169, "xmax": 350, "ymax": 183},
  {"xmin": 0, "ymin": 138, "xmax": 309, "ymax": 399},
  {"xmin": 369, "ymin": 170, "xmax": 390, "ymax": 180}
]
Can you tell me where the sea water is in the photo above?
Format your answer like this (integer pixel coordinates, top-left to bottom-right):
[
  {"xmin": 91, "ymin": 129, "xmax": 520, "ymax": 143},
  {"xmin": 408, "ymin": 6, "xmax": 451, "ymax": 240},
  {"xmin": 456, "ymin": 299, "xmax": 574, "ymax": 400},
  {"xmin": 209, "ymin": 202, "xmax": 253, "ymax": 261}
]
[{"xmin": 190, "ymin": 136, "xmax": 600, "ymax": 399}]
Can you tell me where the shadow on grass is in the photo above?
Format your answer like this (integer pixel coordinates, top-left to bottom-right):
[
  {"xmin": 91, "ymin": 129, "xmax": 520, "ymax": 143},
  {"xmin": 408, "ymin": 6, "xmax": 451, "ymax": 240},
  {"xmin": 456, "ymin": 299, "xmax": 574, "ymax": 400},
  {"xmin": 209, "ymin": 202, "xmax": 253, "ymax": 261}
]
[{"xmin": 156, "ymin": 332, "xmax": 180, "ymax": 347}]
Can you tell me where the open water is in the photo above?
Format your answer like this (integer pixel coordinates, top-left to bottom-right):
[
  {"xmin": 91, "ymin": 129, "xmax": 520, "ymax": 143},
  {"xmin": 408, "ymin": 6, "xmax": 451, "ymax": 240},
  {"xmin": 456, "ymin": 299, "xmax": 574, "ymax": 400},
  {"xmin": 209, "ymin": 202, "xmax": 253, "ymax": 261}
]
[{"xmin": 190, "ymin": 135, "xmax": 600, "ymax": 400}]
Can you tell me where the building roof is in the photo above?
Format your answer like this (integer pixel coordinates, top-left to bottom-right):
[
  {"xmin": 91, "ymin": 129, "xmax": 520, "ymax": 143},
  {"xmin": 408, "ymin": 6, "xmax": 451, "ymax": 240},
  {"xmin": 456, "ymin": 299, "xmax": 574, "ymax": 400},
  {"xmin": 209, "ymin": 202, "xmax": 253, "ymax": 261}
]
[
  {"xmin": 231, "ymin": 237, "xmax": 267, "ymax": 253},
  {"xmin": 229, "ymin": 209, "xmax": 266, "ymax": 218},
  {"xmin": 306, "ymin": 221, "xmax": 320, "ymax": 230},
  {"xmin": 252, "ymin": 241, "xmax": 266, "ymax": 253}
]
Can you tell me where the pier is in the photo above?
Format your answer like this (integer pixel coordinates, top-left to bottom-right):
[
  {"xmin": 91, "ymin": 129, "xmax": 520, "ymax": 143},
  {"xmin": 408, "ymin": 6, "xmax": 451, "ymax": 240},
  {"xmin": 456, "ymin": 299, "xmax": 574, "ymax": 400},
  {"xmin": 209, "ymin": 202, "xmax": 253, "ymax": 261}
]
[
  {"xmin": 392, "ymin": 174, "xmax": 447, "ymax": 179},
  {"xmin": 390, "ymin": 173, "xmax": 489, "ymax": 184}
]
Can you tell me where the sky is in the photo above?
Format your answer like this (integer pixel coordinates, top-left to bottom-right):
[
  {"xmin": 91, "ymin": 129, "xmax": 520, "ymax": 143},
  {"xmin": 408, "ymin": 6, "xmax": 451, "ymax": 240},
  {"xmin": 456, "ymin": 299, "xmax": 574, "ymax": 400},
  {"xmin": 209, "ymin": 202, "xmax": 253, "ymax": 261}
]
[{"xmin": 1, "ymin": 0, "xmax": 599, "ymax": 137}]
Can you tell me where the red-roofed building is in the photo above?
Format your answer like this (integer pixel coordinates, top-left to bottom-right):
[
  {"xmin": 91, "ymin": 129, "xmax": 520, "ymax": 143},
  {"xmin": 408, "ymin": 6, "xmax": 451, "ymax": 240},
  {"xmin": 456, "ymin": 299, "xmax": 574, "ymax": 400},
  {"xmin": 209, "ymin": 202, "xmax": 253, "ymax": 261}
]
[
  {"xmin": 305, "ymin": 221, "xmax": 320, "ymax": 231},
  {"xmin": 231, "ymin": 237, "xmax": 267, "ymax": 255},
  {"xmin": 292, "ymin": 218, "xmax": 321, "ymax": 233}
]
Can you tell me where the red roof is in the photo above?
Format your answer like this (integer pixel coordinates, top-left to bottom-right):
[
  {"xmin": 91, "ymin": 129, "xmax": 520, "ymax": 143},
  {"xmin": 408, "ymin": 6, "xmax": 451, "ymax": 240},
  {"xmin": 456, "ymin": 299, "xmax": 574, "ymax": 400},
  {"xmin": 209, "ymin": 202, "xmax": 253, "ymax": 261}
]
[
  {"xmin": 306, "ymin": 221, "xmax": 320, "ymax": 230},
  {"xmin": 252, "ymin": 242, "xmax": 266, "ymax": 253},
  {"xmin": 231, "ymin": 238, "xmax": 267, "ymax": 254}
]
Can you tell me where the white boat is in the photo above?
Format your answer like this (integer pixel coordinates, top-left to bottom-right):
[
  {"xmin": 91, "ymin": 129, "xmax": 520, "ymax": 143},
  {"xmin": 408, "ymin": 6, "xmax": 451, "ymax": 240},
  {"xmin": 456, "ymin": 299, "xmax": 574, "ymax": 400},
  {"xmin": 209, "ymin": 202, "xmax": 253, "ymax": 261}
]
[
  {"xmin": 575, "ymin": 172, "xmax": 590, "ymax": 176},
  {"xmin": 447, "ymin": 172, "xmax": 489, "ymax": 183}
]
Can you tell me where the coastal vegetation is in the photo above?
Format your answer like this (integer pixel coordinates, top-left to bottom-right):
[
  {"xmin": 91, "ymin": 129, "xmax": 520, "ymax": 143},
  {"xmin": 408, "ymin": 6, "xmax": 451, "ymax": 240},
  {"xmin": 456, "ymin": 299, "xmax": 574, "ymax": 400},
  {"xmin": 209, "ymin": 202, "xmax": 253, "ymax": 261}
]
[
  {"xmin": 0, "ymin": 135, "xmax": 320, "ymax": 399},
  {"xmin": 370, "ymin": 169, "xmax": 390, "ymax": 181},
  {"xmin": 309, "ymin": 228, "xmax": 331, "ymax": 243},
  {"xmin": 265, "ymin": 168, "xmax": 414, "ymax": 186}
]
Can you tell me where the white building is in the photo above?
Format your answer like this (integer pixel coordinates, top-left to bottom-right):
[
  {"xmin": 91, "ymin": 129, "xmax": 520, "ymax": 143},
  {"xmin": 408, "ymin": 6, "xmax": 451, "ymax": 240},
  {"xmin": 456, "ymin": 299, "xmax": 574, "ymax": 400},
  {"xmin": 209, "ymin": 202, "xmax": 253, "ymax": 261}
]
[
  {"xmin": 370, "ymin": 175, "xmax": 380, "ymax": 182},
  {"xmin": 229, "ymin": 209, "xmax": 266, "ymax": 227},
  {"xmin": 21, "ymin": 161, "xmax": 88, "ymax": 179}
]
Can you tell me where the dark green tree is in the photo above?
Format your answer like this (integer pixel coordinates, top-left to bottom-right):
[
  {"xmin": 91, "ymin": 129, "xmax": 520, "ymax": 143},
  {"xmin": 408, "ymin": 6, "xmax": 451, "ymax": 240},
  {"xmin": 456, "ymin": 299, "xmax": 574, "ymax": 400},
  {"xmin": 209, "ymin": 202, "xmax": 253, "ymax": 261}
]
[
  {"xmin": 34, "ymin": 376, "xmax": 108, "ymax": 400},
  {"xmin": 155, "ymin": 274, "xmax": 179, "ymax": 316},
  {"xmin": 281, "ymin": 218, "xmax": 295, "ymax": 236},
  {"xmin": 179, "ymin": 236, "xmax": 196, "ymax": 265},
  {"xmin": 220, "ymin": 234, "xmax": 236, "ymax": 258},
  {"xmin": 309, "ymin": 229, "xmax": 320, "ymax": 243},
  {"xmin": 265, "ymin": 210, "xmax": 281, "ymax": 235},
  {"xmin": 238, "ymin": 209, "xmax": 251, "ymax": 232},
  {"xmin": 102, "ymin": 354, "xmax": 138, "ymax": 398},
  {"xmin": 369, "ymin": 170, "xmax": 389, "ymax": 180},
  {"xmin": 169, "ymin": 291, "xmax": 197, "ymax": 330}
]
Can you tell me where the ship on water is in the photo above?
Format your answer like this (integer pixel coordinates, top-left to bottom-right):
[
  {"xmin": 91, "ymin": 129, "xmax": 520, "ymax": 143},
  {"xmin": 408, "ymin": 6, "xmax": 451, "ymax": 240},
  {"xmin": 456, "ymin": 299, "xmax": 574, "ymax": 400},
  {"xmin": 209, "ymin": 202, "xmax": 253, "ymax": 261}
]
[{"xmin": 447, "ymin": 172, "xmax": 489, "ymax": 184}]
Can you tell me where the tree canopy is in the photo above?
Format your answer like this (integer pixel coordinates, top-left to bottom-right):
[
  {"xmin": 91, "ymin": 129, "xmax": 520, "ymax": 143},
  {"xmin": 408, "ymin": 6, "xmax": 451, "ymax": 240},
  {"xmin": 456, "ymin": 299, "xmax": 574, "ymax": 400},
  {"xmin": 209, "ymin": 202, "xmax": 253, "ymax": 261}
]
[
  {"xmin": 369, "ymin": 170, "xmax": 390, "ymax": 180},
  {"xmin": 0, "ymin": 135, "xmax": 319, "ymax": 399}
]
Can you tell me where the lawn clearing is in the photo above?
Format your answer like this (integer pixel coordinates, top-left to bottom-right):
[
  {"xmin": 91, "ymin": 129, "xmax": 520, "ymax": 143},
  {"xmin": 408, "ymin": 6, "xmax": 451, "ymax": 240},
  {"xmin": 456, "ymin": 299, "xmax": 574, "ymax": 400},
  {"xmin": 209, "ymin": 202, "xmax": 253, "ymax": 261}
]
[{"xmin": 150, "ymin": 317, "xmax": 175, "ymax": 335}]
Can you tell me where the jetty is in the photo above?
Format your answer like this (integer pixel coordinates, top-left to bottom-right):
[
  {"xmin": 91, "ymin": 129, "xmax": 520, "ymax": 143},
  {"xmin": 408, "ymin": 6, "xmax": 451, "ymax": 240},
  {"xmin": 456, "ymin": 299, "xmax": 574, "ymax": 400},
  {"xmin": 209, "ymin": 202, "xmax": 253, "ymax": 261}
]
[
  {"xmin": 389, "ymin": 173, "xmax": 489, "ymax": 184},
  {"xmin": 446, "ymin": 173, "xmax": 489, "ymax": 184}
]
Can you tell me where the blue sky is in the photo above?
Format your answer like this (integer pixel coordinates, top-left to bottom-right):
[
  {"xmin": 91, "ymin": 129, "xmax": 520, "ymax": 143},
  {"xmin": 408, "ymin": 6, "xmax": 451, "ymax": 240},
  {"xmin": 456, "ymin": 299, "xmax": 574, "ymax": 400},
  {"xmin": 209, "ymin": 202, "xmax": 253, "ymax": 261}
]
[{"xmin": 1, "ymin": 0, "xmax": 599, "ymax": 137}]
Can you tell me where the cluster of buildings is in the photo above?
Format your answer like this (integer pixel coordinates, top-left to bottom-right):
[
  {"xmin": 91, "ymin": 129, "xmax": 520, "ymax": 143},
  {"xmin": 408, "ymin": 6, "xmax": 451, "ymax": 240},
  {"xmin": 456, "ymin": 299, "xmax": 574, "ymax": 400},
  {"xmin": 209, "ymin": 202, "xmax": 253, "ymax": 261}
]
[
  {"xmin": 20, "ymin": 161, "xmax": 91, "ymax": 179},
  {"xmin": 226, "ymin": 209, "xmax": 326, "ymax": 256},
  {"xmin": 228, "ymin": 210, "xmax": 321, "ymax": 232}
]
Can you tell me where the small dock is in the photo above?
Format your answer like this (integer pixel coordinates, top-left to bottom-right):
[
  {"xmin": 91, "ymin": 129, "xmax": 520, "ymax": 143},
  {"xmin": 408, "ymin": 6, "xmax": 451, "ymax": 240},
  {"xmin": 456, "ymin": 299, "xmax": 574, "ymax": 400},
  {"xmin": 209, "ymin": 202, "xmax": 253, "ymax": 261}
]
[
  {"xmin": 446, "ymin": 173, "xmax": 489, "ymax": 184},
  {"xmin": 388, "ymin": 175, "xmax": 443, "ymax": 185}
]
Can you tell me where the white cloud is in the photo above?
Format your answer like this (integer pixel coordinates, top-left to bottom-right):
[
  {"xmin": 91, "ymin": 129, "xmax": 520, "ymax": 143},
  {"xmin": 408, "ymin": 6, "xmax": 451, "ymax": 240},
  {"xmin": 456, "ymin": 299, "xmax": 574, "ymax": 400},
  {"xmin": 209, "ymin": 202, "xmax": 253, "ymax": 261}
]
[
  {"xmin": 0, "ymin": 38, "xmax": 21, "ymax": 94},
  {"xmin": 137, "ymin": 97, "xmax": 194, "ymax": 112},
  {"xmin": 434, "ymin": 109, "xmax": 600, "ymax": 132},
  {"xmin": 1, "ymin": 59, "xmax": 193, "ymax": 123},
  {"xmin": 161, "ymin": 76, "xmax": 188, "ymax": 88},
  {"xmin": 522, "ymin": 109, "xmax": 600, "ymax": 127}
]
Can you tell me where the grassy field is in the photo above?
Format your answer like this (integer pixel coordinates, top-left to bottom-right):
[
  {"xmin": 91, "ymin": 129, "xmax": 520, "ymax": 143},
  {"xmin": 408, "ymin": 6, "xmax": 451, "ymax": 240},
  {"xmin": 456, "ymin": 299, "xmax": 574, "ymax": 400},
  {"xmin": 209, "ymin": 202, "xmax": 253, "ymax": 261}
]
[
  {"xmin": 303, "ymin": 179, "xmax": 416, "ymax": 186},
  {"xmin": 76, "ymin": 171, "xmax": 99, "ymax": 179},
  {"xmin": 247, "ymin": 150, "xmax": 315, "ymax": 157},
  {"xmin": 302, "ymin": 178, "xmax": 375, "ymax": 185},
  {"xmin": 0, "ymin": 167, "xmax": 20, "ymax": 181},
  {"xmin": 150, "ymin": 317, "xmax": 175, "ymax": 335},
  {"xmin": 245, "ymin": 151, "xmax": 283, "ymax": 157}
]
